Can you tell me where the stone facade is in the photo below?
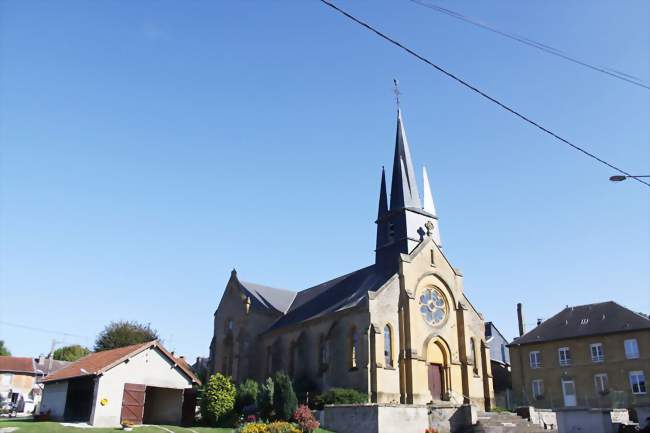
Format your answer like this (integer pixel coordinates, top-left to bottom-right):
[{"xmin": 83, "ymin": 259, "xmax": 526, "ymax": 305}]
[
  {"xmin": 509, "ymin": 303, "xmax": 650, "ymax": 410},
  {"xmin": 209, "ymin": 109, "xmax": 495, "ymax": 409}
]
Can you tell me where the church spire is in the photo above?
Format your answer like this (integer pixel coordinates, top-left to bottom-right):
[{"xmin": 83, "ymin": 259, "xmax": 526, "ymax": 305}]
[
  {"xmin": 377, "ymin": 167, "xmax": 388, "ymax": 219},
  {"xmin": 422, "ymin": 166, "xmax": 437, "ymax": 217},
  {"xmin": 376, "ymin": 105, "xmax": 442, "ymax": 271},
  {"xmin": 422, "ymin": 166, "xmax": 442, "ymax": 246},
  {"xmin": 389, "ymin": 109, "xmax": 421, "ymax": 210}
]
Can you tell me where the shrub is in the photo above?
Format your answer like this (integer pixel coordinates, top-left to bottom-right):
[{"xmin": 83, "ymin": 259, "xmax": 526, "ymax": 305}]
[
  {"xmin": 237, "ymin": 379, "xmax": 260, "ymax": 412},
  {"xmin": 292, "ymin": 405, "xmax": 320, "ymax": 433},
  {"xmin": 273, "ymin": 371, "xmax": 298, "ymax": 421},
  {"xmin": 201, "ymin": 373, "xmax": 237, "ymax": 426},
  {"xmin": 259, "ymin": 377, "xmax": 275, "ymax": 420},
  {"xmin": 320, "ymin": 387, "xmax": 367, "ymax": 406},
  {"xmin": 238, "ymin": 422, "xmax": 269, "ymax": 433},
  {"xmin": 267, "ymin": 421, "xmax": 301, "ymax": 433}
]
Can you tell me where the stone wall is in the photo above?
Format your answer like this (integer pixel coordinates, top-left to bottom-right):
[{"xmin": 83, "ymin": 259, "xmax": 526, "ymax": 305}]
[
  {"xmin": 556, "ymin": 408, "xmax": 620, "ymax": 433},
  {"xmin": 322, "ymin": 403, "xmax": 474, "ymax": 433},
  {"xmin": 516, "ymin": 406, "xmax": 557, "ymax": 429}
]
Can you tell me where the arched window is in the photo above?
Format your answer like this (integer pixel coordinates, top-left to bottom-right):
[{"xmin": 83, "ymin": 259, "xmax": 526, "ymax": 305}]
[
  {"xmin": 349, "ymin": 327, "xmax": 359, "ymax": 369},
  {"xmin": 319, "ymin": 335, "xmax": 328, "ymax": 371},
  {"xmin": 225, "ymin": 318, "xmax": 234, "ymax": 332},
  {"xmin": 289, "ymin": 341, "xmax": 297, "ymax": 376},
  {"xmin": 470, "ymin": 338, "xmax": 478, "ymax": 374},
  {"xmin": 384, "ymin": 325, "xmax": 393, "ymax": 367}
]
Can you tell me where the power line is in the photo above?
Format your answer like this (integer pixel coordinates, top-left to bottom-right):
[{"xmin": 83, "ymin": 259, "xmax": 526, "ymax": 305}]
[
  {"xmin": 408, "ymin": 0, "xmax": 650, "ymax": 91},
  {"xmin": 316, "ymin": 0, "xmax": 650, "ymax": 188},
  {"xmin": 0, "ymin": 320, "xmax": 90, "ymax": 340}
]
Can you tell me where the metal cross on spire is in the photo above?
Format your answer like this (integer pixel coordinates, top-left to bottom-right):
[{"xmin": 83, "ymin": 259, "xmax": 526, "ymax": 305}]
[{"xmin": 393, "ymin": 79, "xmax": 401, "ymax": 109}]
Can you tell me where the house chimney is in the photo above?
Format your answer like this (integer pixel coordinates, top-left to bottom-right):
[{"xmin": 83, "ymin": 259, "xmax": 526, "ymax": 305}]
[
  {"xmin": 517, "ymin": 303, "xmax": 526, "ymax": 337},
  {"xmin": 537, "ymin": 318, "xmax": 543, "ymax": 326}
]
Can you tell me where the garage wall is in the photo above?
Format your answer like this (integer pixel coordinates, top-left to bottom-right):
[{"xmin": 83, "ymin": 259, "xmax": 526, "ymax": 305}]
[
  {"xmin": 89, "ymin": 347, "xmax": 192, "ymax": 427},
  {"xmin": 40, "ymin": 381, "xmax": 69, "ymax": 419}
]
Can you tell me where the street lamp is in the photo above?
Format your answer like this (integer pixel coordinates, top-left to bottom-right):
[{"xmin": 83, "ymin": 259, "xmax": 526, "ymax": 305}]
[{"xmin": 609, "ymin": 175, "xmax": 650, "ymax": 182}]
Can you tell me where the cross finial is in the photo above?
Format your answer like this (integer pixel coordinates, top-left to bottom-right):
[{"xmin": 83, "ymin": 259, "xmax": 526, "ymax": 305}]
[{"xmin": 393, "ymin": 79, "xmax": 401, "ymax": 109}]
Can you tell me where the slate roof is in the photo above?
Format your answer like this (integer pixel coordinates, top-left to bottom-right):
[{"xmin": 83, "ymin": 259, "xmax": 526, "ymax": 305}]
[
  {"xmin": 43, "ymin": 341, "xmax": 200, "ymax": 384},
  {"xmin": 0, "ymin": 356, "xmax": 35, "ymax": 374},
  {"xmin": 238, "ymin": 280, "xmax": 296, "ymax": 314},
  {"xmin": 509, "ymin": 301, "xmax": 650, "ymax": 346},
  {"xmin": 267, "ymin": 265, "xmax": 395, "ymax": 331},
  {"xmin": 34, "ymin": 358, "xmax": 70, "ymax": 376}
]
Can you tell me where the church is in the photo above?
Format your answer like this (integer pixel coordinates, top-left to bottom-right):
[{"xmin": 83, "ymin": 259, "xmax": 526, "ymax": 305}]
[{"xmin": 208, "ymin": 109, "xmax": 494, "ymax": 409}]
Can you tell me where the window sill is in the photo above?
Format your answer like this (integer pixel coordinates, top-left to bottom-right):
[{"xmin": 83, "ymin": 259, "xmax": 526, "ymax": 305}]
[
  {"xmin": 348, "ymin": 367, "xmax": 359, "ymax": 372},
  {"xmin": 626, "ymin": 355, "xmax": 640, "ymax": 360},
  {"xmin": 384, "ymin": 365, "xmax": 396, "ymax": 370}
]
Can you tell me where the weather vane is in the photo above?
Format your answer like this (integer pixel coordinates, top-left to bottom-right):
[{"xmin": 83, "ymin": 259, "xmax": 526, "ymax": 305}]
[{"xmin": 393, "ymin": 79, "xmax": 401, "ymax": 109}]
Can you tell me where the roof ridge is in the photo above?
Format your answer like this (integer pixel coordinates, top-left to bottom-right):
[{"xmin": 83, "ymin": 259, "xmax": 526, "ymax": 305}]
[{"xmin": 239, "ymin": 280, "xmax": 296, "ymax": 294}]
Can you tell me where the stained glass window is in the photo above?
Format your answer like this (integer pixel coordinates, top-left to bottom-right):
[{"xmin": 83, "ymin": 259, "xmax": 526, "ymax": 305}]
[{"xmin": 419, "ymin": 288, "xmax": 447, "ymax": 326}]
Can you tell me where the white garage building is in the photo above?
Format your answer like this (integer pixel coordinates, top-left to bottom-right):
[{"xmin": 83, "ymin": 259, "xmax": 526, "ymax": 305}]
[{"xmin": 40, "ymin": 341, "xmax": 200, "ymax": 427}]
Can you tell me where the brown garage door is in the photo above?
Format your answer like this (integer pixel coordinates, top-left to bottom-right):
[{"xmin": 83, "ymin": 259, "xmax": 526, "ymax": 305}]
[{"xmin": 121, "ymin": 383, "xmax": 146, "ymax": 425}]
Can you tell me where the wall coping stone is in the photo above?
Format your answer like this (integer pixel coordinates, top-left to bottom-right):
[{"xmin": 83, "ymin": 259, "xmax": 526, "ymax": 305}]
[{"xmin": 323, "ymin": 402, "xmax": 464, "ymax": 409}]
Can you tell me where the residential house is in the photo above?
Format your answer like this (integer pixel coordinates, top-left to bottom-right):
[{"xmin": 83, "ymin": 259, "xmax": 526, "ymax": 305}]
[
  {"xmin": 508, "ymin": 301, "xmax": 649, "ymax": 410},
  {"xmin": 0, "ymin": 356, "xmax": 36, "ymax": 410},
  {"xmin": 485, "ymin": 322, "xmax": 512, "ymax": 409},
  {"xmin": 0, "ymin": 355, "xmax": 70, "ymax": 411}
]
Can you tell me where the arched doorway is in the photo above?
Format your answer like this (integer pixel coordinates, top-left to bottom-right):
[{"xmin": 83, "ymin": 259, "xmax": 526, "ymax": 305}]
[{"xmin": 425, "ymin": 338, "xmax": 451, "ymax": 401}]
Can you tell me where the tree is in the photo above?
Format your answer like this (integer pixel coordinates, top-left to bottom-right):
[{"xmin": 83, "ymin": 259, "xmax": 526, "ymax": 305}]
[
  {"xmin": 200, "ymin": 373, "xmax": 236, "ymax": 426},
  {"xmin": 235, "ymin": 379, "xmax": 259, "ymax": 412},
  {"xmin": 52, "ymin": 345, "xmax": 90, "ymax": 362},
  {"xmin": 0, "ymin": 340, "xmax": 10, "ymax": 356},
  {"xmin": 273, "ymin": 371, "xmax": 298, "ymax": 421},
  {"xmin": 259, "ymin": 377, "xmax": 275, "ymax": 420},
  {"xmin": 94, "ymin": 321, "xmax": 159, "ymax": 352}
]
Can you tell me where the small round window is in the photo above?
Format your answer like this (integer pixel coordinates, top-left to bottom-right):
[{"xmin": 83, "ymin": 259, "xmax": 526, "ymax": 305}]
[{"xmin": 419, "ymin": 288, "xmax": 447, "ymax": 326}]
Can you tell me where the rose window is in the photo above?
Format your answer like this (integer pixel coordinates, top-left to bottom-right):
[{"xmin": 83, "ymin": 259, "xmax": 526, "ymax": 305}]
[{"xmin": 419, "ymin": 288, "xmax": 447, "ymax": 325}]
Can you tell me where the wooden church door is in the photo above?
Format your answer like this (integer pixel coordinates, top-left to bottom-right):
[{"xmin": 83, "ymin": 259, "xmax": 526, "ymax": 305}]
[{"xmin": 428, "ymin": 364, "xmax": 442, "ymax": 400}]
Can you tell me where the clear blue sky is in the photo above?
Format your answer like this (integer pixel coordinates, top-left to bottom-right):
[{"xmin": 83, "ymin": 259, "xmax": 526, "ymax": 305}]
[{"xmin": 1, "ymin": 0, "xmax": 648, "ymax": 361}]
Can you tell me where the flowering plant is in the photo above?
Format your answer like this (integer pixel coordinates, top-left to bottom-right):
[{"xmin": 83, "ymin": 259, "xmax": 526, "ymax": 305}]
[{"xmin": 292, "ymin": 405, "xmax": 320, "ymax": 433}]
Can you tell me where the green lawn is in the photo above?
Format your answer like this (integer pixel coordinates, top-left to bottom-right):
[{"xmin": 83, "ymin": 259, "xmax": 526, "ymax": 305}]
[{"xmin": 0, "ymin": 419, "xmax": 333, "ymax": 433}]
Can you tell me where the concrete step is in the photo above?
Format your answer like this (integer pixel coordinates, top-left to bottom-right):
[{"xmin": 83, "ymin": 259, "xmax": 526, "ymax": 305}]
[{"xmin": 467, "ymin": 411, "xmax": 556, "ymax": 433}]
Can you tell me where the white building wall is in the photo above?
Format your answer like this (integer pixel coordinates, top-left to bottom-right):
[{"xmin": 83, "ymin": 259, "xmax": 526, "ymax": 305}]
[
  {"xmin": 40, "ymin": 381, "xmax": 69, "ymax": 420},
  {"xmin": 89, "ymin": 347, "xmax": 193, "ymax": 427}
]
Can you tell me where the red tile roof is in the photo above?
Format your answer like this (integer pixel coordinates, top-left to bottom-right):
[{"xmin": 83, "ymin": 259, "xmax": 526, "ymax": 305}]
[
  {"xmin": 0, "ymin": 356, "xmax": 35, "ymax": 374},
  {"xmin": 43, "ymin": 341, "xmax": 200, "ymax": 385}
]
